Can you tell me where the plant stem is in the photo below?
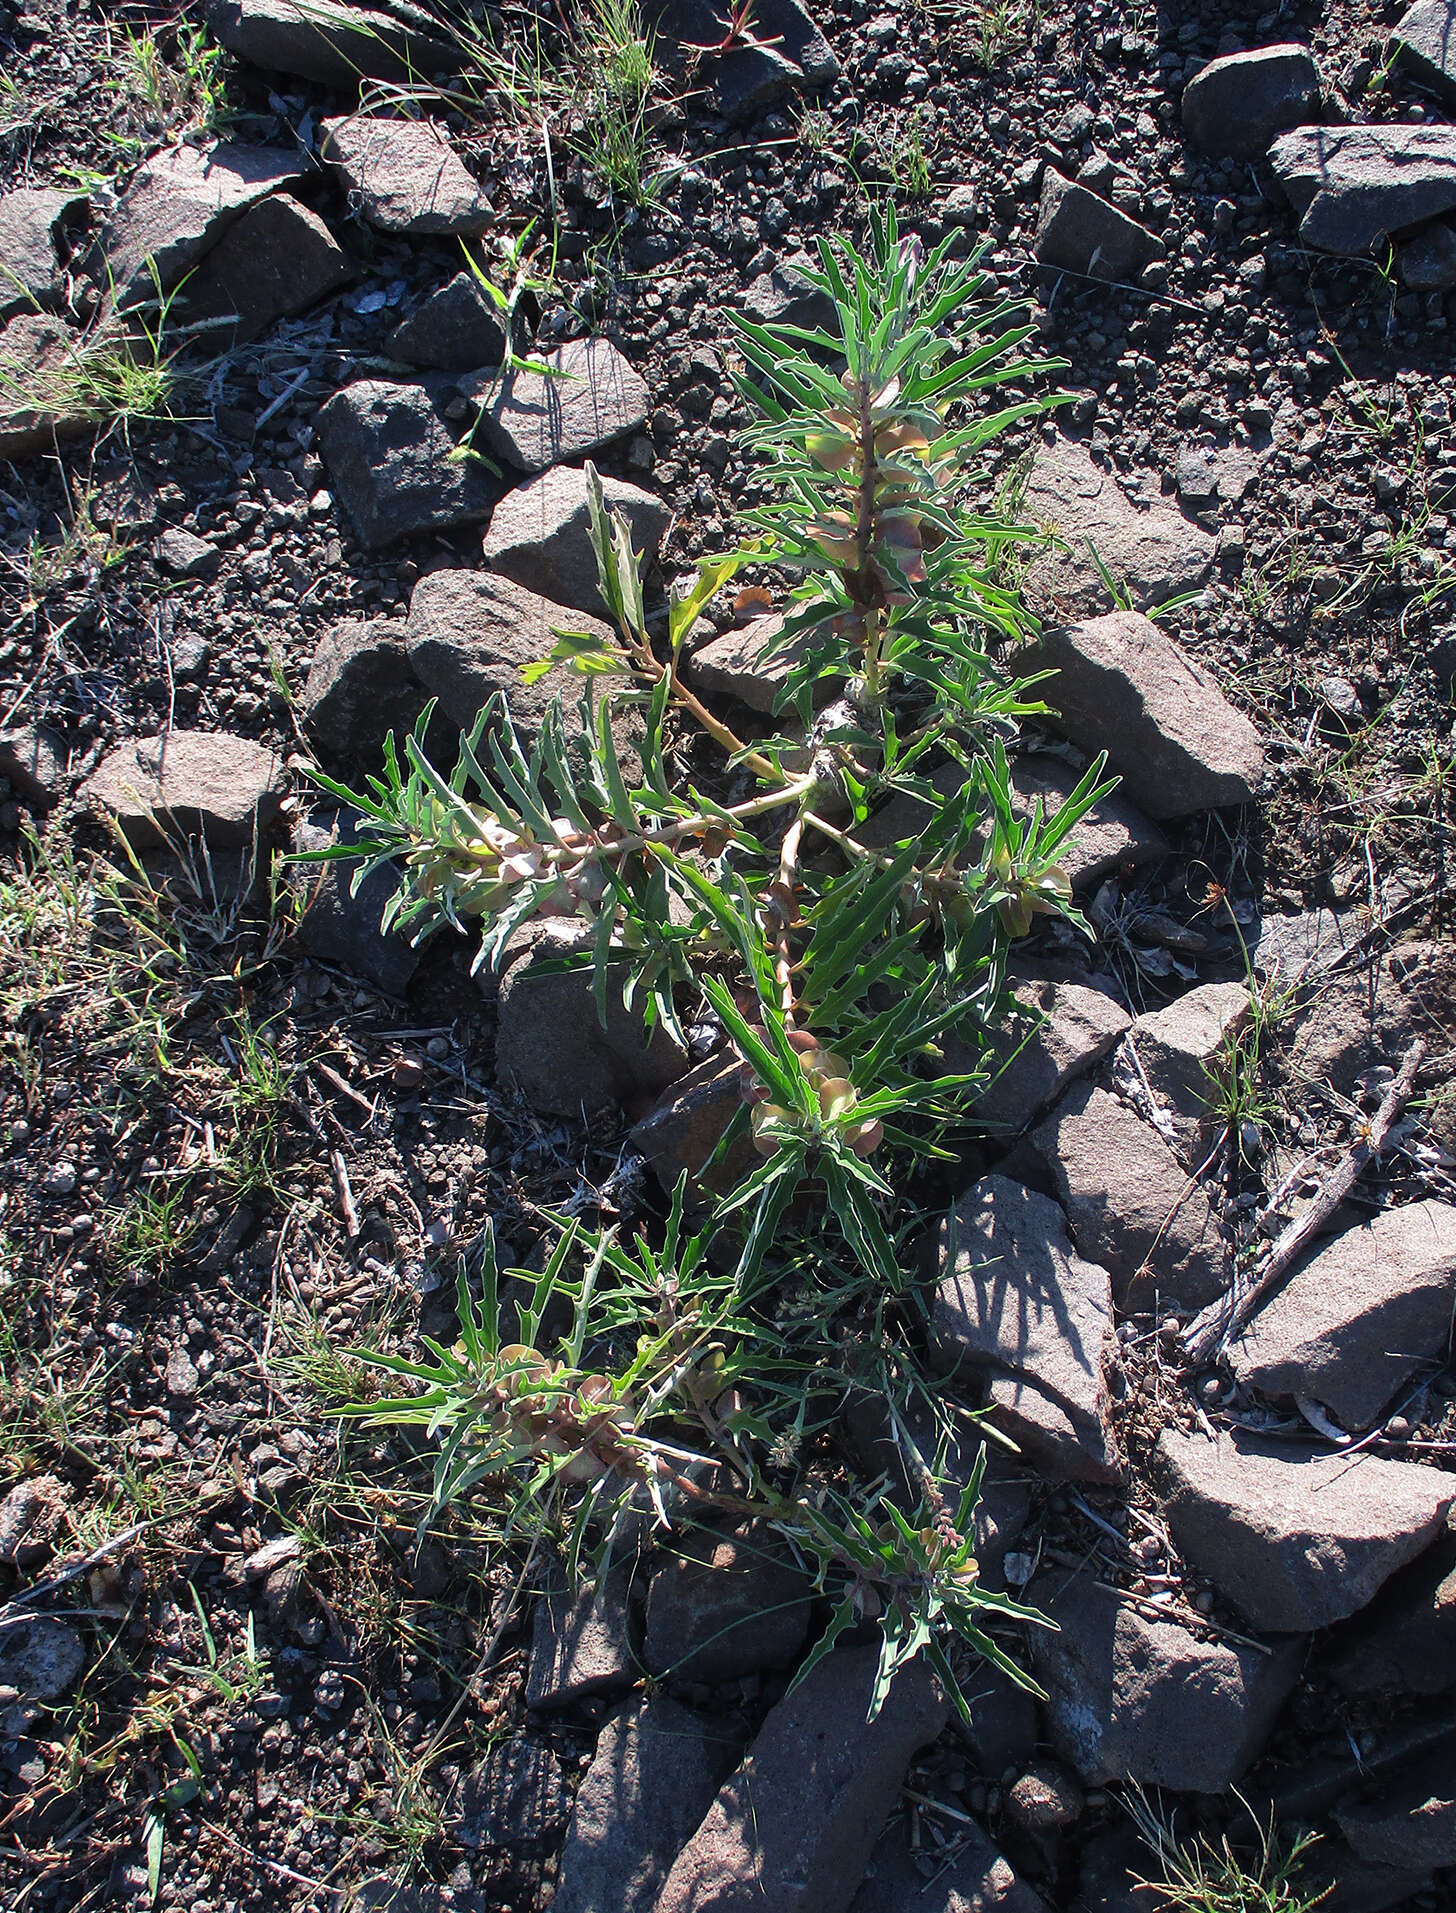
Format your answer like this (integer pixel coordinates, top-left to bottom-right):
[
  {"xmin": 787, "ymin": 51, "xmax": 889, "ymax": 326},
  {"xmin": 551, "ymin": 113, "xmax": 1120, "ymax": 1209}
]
[
  {"xmin": 772, "ymin": 811, "xmax": 806, "ymax": 1025},
  {"xmin": 626, "ymin": 628, "xmax": 781, "ymax": 782}
]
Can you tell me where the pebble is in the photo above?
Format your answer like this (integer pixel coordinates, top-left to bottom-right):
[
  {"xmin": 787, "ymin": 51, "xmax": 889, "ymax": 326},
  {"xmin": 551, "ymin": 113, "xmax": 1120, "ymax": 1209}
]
[{"xmin": 42, "ymin": 1163, "xmax": 78, "ymax": 1198}]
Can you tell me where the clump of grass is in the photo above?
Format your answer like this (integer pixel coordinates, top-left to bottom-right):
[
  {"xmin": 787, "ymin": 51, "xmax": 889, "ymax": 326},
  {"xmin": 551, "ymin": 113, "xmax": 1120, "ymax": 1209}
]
[
  {"xmin": 112, "ymin": 18, "xmax": 227, "ymax": 136},
  {"xmin": 1127, "ymin": 1791, "xmax": 1331, "ymax": 1913}
]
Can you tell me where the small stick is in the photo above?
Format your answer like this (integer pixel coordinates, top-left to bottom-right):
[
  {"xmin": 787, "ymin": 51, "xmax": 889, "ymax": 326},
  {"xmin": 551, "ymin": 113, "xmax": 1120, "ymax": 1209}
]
[
  {"xmin": 330, "ymin": 1148, "xmax": 361, "ymax": 1238},
  {"xmin": 1182, "ymin": 1038, "xmax": 1425, "ymax": 1364}
]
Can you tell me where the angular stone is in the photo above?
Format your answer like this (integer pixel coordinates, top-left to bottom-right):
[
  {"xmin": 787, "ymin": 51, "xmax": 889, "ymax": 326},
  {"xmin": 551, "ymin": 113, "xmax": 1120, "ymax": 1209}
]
[
  {"xmin": 453, "ymin": 1736, "xmax": 571, "ymax": 1854},
  {"xmin": 1286, "ymin": 938, "xmax": 1456, "ymax": 1099},
  {"xmin": 0, "ymin": 1616, "xmax": 86, "ymax": 1703},
  {"xmin": 1027, "ymin": 611, "xmax": 1264, "ymax": 819},
  {"xmin": 1228, "ymin": 1200, "xmax": 1456, "ymax": 1431},
  {"xmin": 316, "ymin": 380, "xmax": 496, "ymax": 547},
  {"xmin": 463, "ymin": 337, "xmax": 649, "ymax": 473},
  {"xmin": 388, "ymin": 270, "xmax": 506, "ymax": 371},
  {"xmin": 0, "ymin": 187, "xmax": 86, "ymax": 319},
  {"xmin": 208, "ymin": 0, "xmax": 457, "ymax": 86},
  {"xmin": 323, "ymin": 116, "xmax": 491, "ymax": 236},
  {"xmin": 957, "ymin": 1663, "xmax": 1039, "ymax": 1780},
  {"xmin": 1022, "ymin": 436, "xmax": 1215, "ymax": 620},
  {"xmin": 482, "ymin": 465, "xmax": 669, "ymax": 617},
  {"xmin": 1337, "ymin": 1756, "xmax": 1456, "ymax": 1868},
  {"xmin": 1034, "ymin": 172, "xmax": 1164, "ymax": 280},
  {"xmin": 97, "ymin": 140, "xmax": 307, "ymax": 305},
  {"xmin": 1159, "ymin": 1428, "xmax": 1456, "ymax": 1632},
  {"xmin": 1028, "ymin": 1567, "xmax": 1299, "ymax": 1792},
  {"xmin": 179, "ymin": 194, "xmax": 355, "ymax": 342},
  {"xmin": 628, "ymin": 1056, "xmax": 757, "ymax": 1204},
  {"xmin": 156, "ymin": 527, "xmax": 220, "ymax": 579},
  {"xmin": 1326, "ymin": 1531, "xmax": 1456, "ymax": 1699},
  {"xmin": 0, "ymin": 723, "xmax": 64, "ymax": 807},
  {"xmin": 1399, "ymin": 217, "xmax": 1456, "ymax": 290},
  {"xmin": 742, "ymin": 248, "xmax": 834, "ymax": 330},
  {"xmin": 685, "ymin": 615, "xmax": 792, "ymax": 715},
  {"xmin": 1396, "ymin": 0, "xmax": 1456, "ymax": 106},
  {"xmin": 293, "ymin": 808, "xmax": 421, "ymax": 997},
  {"xmin": 303, "ymin": 616, "xmax": 428, "ymax": 770},
  {"xmin": 1270, "ymin": 123, "xmax": 1456, "ymax": 255},
  {"xmin": 655, "ymin": 1646, "xmax": 948, "ymax": 1913},
  {"xmin": 648, "ymin": 0, "xmax": 837, "ymax": 119},
  {"xmin": 954, "ymin": 967, "xmax": 1130, "ymax": 1135},
  {"xmin": 932, "ymin": 1176, "xmax": 1122, "ymax": 1483},
  {"xmin": 1029, "ymin": 1084, "xmax": 1226, "ymax": 1313},
  {"xmin": 550, "ymin": 1696, "xmax": 745, "ymax": 1913},
  {"xmin": 643, "ymin": 1525, "xmax": 812, "ymax": 1682},
  {"xmin": 1181, "ymin": 45, "xmax": 1321, "ymax": 162},
  {"xmin": 849, "ymin": 1815, "xmax": 1050, "ymax": 1913},
  {"xmin": 82, "ymin": 730, "xmax": 284, "ymax": 850},
  {"xmin": 1296, "ymin": 1844, "xmax": 1433, "ymax": 1913},
  {"xmin": 1120, "ymin": 981, "xmax": 1250, "ymax": 1163},
  {"xmin": 525, "ymin": 1571, "xmax": 635, "ymax": 1709},
  {"xmin": 0, "ymin": 312, "xmax": 93, "ymax": 459},
  {"xmin": 494, "ymin": 916, "xmax": 687, "ymax": 1117}
]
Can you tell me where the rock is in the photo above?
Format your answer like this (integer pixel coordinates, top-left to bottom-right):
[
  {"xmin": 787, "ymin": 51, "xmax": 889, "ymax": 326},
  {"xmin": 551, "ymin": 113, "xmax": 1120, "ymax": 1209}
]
[
  {"xmin": 1246, "ymin": 905, "xmax": 1358, "ymax": 982},
  {"xmin": 0, "ymin": 1476, "xmax": 62, "ymax": 1559},
  {"xmin": 741, "ymin": 248, "xmax": 834, "ymax": 330},
  {"xmin": 1337, "ymin": 1755, "xmax": 1456, "ymax": 1868},
  {"xmin": 179, "ymin": 194, "xmax": 355, "ymax": 342},
  {"xmin": 955, "ymin": 967, "xmax": 1130, "ymax": 1135},
  {"xmin": 494, "ymin": 916, "xmax": 687, "ymax": 1117},
  {"xmin": 0, "ymin": 187, "xmax": 86, "ymax": 319},
  {"xmin": 648, "ymin": 0, "xmax": 838, "ymax": 119},
  {"xmin": 388, "ymin": 270, "xmax": 506, "ymax": 371},
  {"xmin": 453, "ymin": 1736, "xmax": 572, "ymax": 1855},
  {"xmin": 1033, "ymin": 172, "xmax": 1164, "ymax": 280},
  {"xmin": 0, "ymin": 1616, "xmax": 86, "ymax": 1703},
  {"xmin": 0, "ymin": 312, "xmax": 93, "ymax": 459},
  {"xmin": 525, "ymin": 1570, "xmax": 635, "ymax": 1709},
  {"xmin": 323, "ymin": 116, "xmax": 492, "ymax": 235},
  {"xmin": 462, "ymin": 337, "xmax": 649, "ymax": 473},
  {"xmin": 165, "ymin": 1343, "xmax": 199, "ymax": 1397},
  {"xmin": 550, "ymin": 1696, "xmax": 745, "ymax": 1913},
  {"xmin": 1269, "ymin": 123, "xmax": 1456, "ymax": 255},
  {"xmin": 0, "ymin": 723, "xmax": 64, "ymax": 807},
  {"xmin": 685, "ymin": 615, "xmax": 792, "ymax": 715},
  {"xmin": 1158, "ymin": 1428, "xmax": 1456, "ymax": 1632},
  {"xmin": 303, "ymin": 617, "xmax": 429, "ymax": 770},
  {"xmin": 1022, "ymin": 436, "xmax": 1215, "ymax": 620},
  {"xmin": 315, "ymin": 380, "xmax": 496, "ymax": 547},
  {"xmin": 96, "ymin": 140, "xmax": 307, "ymax": 305},
  {"xmin": 957, "ymin": 1663, "xmax": 1039, "ymax": 1778},
  {"xmin": 1180, "ymin": 44, "xmax": 1320, "ymax": 161},
  {"xmin": 1395, "ymin": 0, "xmax": 1456, "ymax": 106},
  {"xmin": 1006, "ymin": 1761, "xmax": 1083, "ymax": 1832},
  {"xmin": 1228, "ymin": 1200, "xmax": 1456, "ymax": 1431},
  {"xmin": 628, "ymin": 1056, "xmax": 757, "ymax": 1204},
  {"xmin": 1026, "ymin": 611, "xmax": 1264, "ymax": 819},
  {"xmin": 208, "ymin": 0, "xmax": 457, "ymax": 85},
  {"xmin": 1299, "ymin": 1843, "xmax": 1435, "ymax": 1913},
  {"xmin": 1028, "ymin": 1567, "xmax": 1299, "ymax": 1792},
  {"xmin": 848, "ymin": 1815, "xmax": 1050, "ymax": 1913},
  {"xmin": 1119, "ymin": 981, "xmax": 1251, "ymax": 1162},
  {"xmin": 156, "ymin": 527, "xmax": 220, "ymax": 579},
  {"xmin": 655, "ymin": 1645, "xmax": 948, "ymax": 1913},
  {"xmin": 1399, "ymin": 218, "xmax": 1456, "ymax": 290},
  {"xmin": 482, "ymin": 465, "xmax": 669, "ymax": 617},
  {"xmin": 82, "ymin": 730, "xmax": 284, "ymax": 850},
  {"xmin": 404, "ymin": 568, "xmax": 631, "ymax": 763},
  {"xmin": 643, "ymin": 1525, "xmax": 812, "ymax": 1681},
  {"xmin": 1028, "ymin": 1084, "xmax": 1226, "ymax": 1313},
  {"xmin": 1326, "ymin": 1530, "xmax": 1456, "ymax": 1699},
  {"xmin": 1286, "ymin": 938, "xmax": 1456, "ymax": 1099},
  {"xmin": 293, "ymin": 808, "xmax": 422, "ymax": 996},
  {"xmin": 932, "ymin": 1176, "xmax": 1123, "ymax": 1483}
]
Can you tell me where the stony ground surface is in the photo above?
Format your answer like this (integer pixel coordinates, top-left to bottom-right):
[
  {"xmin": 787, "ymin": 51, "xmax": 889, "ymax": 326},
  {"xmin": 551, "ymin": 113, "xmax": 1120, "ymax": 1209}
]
[{"xmin": 3, "ymin": 0, "xmax": 1456, "ymax": 1910}]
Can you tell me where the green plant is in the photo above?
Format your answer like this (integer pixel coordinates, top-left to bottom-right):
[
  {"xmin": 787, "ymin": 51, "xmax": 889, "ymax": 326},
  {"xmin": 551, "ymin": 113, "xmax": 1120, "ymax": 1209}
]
[
  {"xmin": 0, "ymin": 263, "xmax": 182, "ymax": 438},
  {"xmin": 113, "ymin": 18, "xmax": 227, "ymax": 135},
  {"xmin": 1127, "ymin": 1790, "xmax": 1331, "ymax": 1913},
  {"xmin": 313, "ymin": 209, "xmax": 1109, "ymax": 1715}
]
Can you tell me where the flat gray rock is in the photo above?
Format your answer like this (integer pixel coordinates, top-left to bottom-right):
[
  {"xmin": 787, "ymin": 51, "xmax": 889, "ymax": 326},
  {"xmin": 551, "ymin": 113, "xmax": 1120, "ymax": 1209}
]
[
  {"xmin": 1120, "ymin": 981, "xmax": 1250, "ymax": 1163},
  {"xmin": 1029, "ymin": 1083, "xmax": 1226, "ymax": 1313},
  {"xmin": 83, "ymin": 730, "xmax": 284, "ymax": 849},
  {"xmin": 1270, "ymin": 122, "xmax": 1456, "ymax": 255},
  {"xmin": 0, "ymin": 723, "xmax": 65, "ymax": 806},
  {"xmin": 1028, "ymin": 1567, "xmax": 1300, "ymax": 1791},
  {"xmin": 1181, "ymin": 44, "xmax": 1320, "ymax": 161},
  {"xmin": 97, "ymin": 140, "xmax": 307, "ymax": 305},
  {"xmin": 388, "ymin": 269, "xmax": 506, "ymax": 371},
  {"xmin": 550, "ymin": 1696, "xmax": 745, "ymax": 1913},
  {"xmin": 0, "ymin": 186, "xmax": 86, "ymax": 318},
  {"xmin": 1026, "ymin": 610, "xmax": 1265, "ymax": 819},
  {"xmin": 323, "ymin": 115, "xmax": 492, "ymax": 236},
  {"xmin": 655, "ymin": 1645, "xmax": 947, "ymax": 1913},
  {"xmin": 685, "ymin": 614, "xmax": 792, "ymax": 715},
  {"xmin": 316, "ymin": 380, "xmax": 496, "ymax": 547},
  {"xmin": 1034, "ymin": 172, "xmax": 1164, "ymax": 280},
  {"xmin": 643, "ymin": 1525, "xmax": 813, "ymax": 1681},
  {"xmin": 955, "ymin": 967, "xmax": 1130, "ymax": 1135},
  {"xmin": 293, "ymin": 808, "xmax": 421, "ymax": 996},
  {"xmin": 482, "ymin": 465, "xmax": 668, "ymax": 617},
  {"xmin": 1229, "ymin": 1200, "xmax": 1456, "ymax": 1430},
  {"xmin": 932, "ymin": 1175, "xmax": 1123, "ymax": 1482},
  {"xmin": 179, "ymin": 193, "xmax": 355, "ymax": 342},
  {"xmin": 525, "ymin": 1570, "xmax": 635, "ymax": 1709},
  {"xmin": 463, "ymin": 337, "xmax": 649, "ymax": 473},
  {"xmin": 303, "ymin": 616, "xmax": 429, "ymax": 771},
  {"xmin": 1159, "ymin": 1428, "xmax": 1456, "ymax": 1632},
  {"xmin": 1022, "ymin": 436, "xmax": 1215, "ymax": 620},
  {"xmin": 0, "ymin": 1616, "xmax": 86, "ymax": 1704},
  {"xmin": 1327, "ymin": 1531, "xmax": 1456, "ymax": 1699},
  {"xmin": 849, "ymin": 1815, "xmax": 1050, "ymax": 1913},
  {"xmin": 1286, "ymin": 937, "xmax": 1456, "ymax": 1097},
  {"xmin": 1395, "ymin": 0, "xmax": 1456, "ymax": 106},
  {"xmin": 1337, "ymin": 1753, "xmax": 1456, "ymax": 1868},
  {"xmin": 209, "ymin": 0, "xmax": 456, "ymax": 85},
  {"xmin": 628, "ymin": 1057, "xmax": 757, "ymax": 1206},
  {"xmin": 1399, "ymin": 217, "xmax": 1456, "ymax": 290}
]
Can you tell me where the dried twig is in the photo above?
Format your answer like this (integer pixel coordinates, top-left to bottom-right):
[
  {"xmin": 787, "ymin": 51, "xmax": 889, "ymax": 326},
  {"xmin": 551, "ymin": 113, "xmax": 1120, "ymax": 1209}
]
[{"xmin": 1182, "ymin": 1038, "xmax": 1425, "ymax": 1363}]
